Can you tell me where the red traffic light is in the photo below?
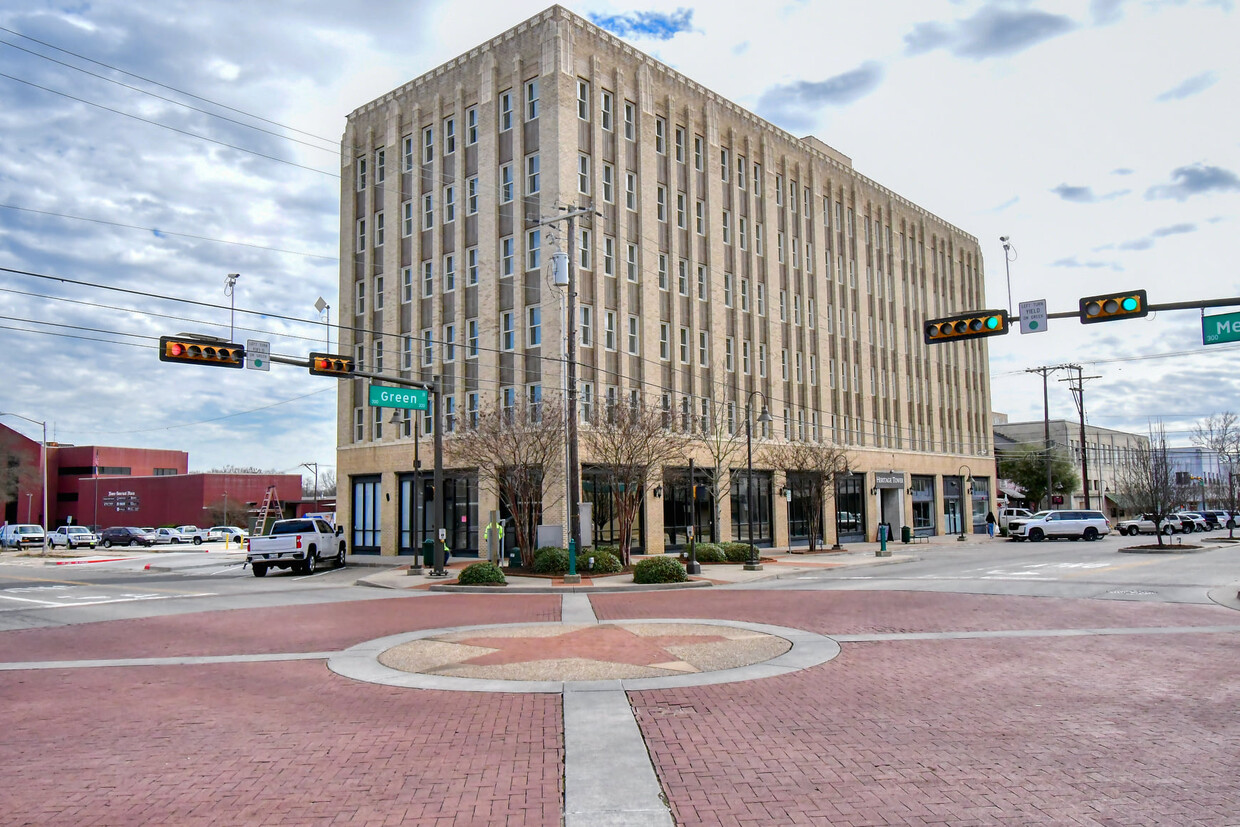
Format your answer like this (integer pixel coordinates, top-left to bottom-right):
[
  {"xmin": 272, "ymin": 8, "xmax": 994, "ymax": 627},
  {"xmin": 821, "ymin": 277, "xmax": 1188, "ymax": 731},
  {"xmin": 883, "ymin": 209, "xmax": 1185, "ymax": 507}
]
[
  {"xmin": 924, "ymin": 310, "xmax": 1009, "ymax": 344},
  {"xmin": 308, "ymin": 352, "xmax": 357, "ymax": 377},
  {"xmin": 159, "ymin": 336, "xmax": 244, "ymax": 368}
]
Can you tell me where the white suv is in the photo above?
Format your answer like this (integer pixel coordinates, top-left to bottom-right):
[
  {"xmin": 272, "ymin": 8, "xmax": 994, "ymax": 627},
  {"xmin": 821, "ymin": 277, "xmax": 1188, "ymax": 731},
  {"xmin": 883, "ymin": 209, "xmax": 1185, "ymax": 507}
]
[{"xmin": 1009, "ymin": 510, "xmax": 1111, "ymax": 542}]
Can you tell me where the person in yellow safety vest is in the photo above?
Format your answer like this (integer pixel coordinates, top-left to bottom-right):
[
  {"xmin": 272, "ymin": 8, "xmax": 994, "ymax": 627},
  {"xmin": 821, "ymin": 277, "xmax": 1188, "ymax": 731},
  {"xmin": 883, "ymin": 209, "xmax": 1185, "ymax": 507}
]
[{"xmin": 483, "ymin": 520, "xmax": 504, "ymax": 558}]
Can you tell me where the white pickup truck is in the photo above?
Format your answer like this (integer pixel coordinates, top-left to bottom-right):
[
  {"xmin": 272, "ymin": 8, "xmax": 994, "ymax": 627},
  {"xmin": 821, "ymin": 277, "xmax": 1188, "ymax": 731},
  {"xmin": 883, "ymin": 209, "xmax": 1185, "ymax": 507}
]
[{"xmin": 246, "ymin": 517, "xmax": 346, "ymax": 577}]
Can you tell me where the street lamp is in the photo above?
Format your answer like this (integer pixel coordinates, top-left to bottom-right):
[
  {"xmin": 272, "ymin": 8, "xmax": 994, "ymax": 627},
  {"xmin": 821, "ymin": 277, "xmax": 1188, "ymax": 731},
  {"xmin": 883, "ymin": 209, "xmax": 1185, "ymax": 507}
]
[
  {"xmin": 743, "ymin": 390, "xmax": 772, "ymax": 571},
  {"xmin": 315, "ymin": 296, "xmax": 331, "ymax": 352},
  {"xmin": 957, "ymin": 464, "xmax": 973, "ymax": 541},
  {"xmin": 1, "ymin": 412, "xmax": 48, "ymax": 544},
  {"xmin": 224, "ymin": 273, "xmax": 240, "ymax": 341},
  {"xmin": 1000, "ymin": 236, "xmax": 1016, "ymax": 316}
]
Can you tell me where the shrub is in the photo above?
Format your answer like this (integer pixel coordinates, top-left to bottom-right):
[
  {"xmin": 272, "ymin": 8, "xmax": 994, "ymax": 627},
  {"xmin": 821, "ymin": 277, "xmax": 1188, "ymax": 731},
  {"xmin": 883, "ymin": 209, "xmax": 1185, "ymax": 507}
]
[
  {"xmin": 595, "ymin": 545, "xmax": 620, "ymax": 557},
  {"xmin": 633, "ymin": 555, "xmax": 688, "ymax": 584},
  {"xmin": 721, "ymin": 542, "xmax": 753, "ymax": 563},
  {"xmin": 584, "ymin": 548, "xmax": 622, "ymax": 574},
  {"xmin": 456, "ymin": 561, "xmax": 506, "ymax": 586},
  {"xmin": 690, "ymin": 542, "xmax": 726, "ymax": 563},
  {"xmin": 532, "ymin": 546, "xmax": 570, "ymax": 574}
]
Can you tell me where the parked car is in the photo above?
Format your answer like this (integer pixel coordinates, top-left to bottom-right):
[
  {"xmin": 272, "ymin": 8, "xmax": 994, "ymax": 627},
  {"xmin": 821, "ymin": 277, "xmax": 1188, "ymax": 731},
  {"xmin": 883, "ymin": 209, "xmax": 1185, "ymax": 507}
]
[
  {"xmin": 142, "ymin": 527, "xmax": 170, "ymax": 545},
  {"xmin": 0, "ymin": 524, "xmax": 46, "ymax": 550},
  {"xmin": 99, "ymin": 526, "xmax": 153, "ymax": 548},
  {"xmin": 1170, "ymin": 512, "xmax": 1209, "ymax": 533},
  {"xmin": 1116, "ymin": 515, "xmax": 1176, "ymax": 536},
  {"xmin": 153, "ymin": 528, "xmax": 187, "ymax": 544},
  {"xmin": 1198, "ymin": 510, "xmax": 1235, "ymax": 530},
  {"xmin": 207, "ymin": 526, "xmax": 249, "ymax": 544},
  {"xmin": 175, "ymin": 526, "xmax": 207, "ymax": 545},
  {"xmin": 1008, "ymin": 510, "xmax": 1111, "ymax": 542},
  {"xmin": 47, "ymin": 525, "xmax": 99, "ymax": 549},
  {"xmin": 997, "ymin": 507, "xmax": 1033, "ymax": 530}
]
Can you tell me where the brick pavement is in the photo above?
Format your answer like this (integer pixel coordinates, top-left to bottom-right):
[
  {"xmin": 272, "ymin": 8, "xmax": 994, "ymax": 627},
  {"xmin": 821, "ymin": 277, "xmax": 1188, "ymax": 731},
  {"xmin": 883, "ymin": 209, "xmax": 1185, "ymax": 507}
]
[{"xmin": 1, "ymin": 589, "xmax": 1237, "ymax": 825}]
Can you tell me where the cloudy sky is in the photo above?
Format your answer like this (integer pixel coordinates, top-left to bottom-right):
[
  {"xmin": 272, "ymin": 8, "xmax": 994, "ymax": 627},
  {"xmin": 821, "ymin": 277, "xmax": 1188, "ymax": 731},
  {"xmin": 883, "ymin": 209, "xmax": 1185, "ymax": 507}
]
[{"xmin": 1, "ymin": 0, "xmax": 1237, "ymax": 481}]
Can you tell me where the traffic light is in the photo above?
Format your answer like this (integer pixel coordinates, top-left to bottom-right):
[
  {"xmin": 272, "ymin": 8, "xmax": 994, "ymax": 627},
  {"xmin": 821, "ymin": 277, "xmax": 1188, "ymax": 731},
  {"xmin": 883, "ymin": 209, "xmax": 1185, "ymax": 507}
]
[
  {"xmin": 308, "ymin": 352, "xmax": 357, "ymax": 377},
  {"xmin": 1079, "ymin": 289, "xmax": 1148, "ymax": 324},
  {"xmin": 923, "ymin": 310, "xmax": 1010, "ymax": 344},
  {"xmin": 159, "ymin": 336, "xmax": 245, "ymax": 368}
]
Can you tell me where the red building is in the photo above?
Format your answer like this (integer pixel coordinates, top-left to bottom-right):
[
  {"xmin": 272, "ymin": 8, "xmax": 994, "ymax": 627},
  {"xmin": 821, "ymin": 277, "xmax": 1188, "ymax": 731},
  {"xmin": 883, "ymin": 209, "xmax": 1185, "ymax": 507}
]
[{"xmin": 0, "ymin": 424, "xmax": 302, "ymax": 530}]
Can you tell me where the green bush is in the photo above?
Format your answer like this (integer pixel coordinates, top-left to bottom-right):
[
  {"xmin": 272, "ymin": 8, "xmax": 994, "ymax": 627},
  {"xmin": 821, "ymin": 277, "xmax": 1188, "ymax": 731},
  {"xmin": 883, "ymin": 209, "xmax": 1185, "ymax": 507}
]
[
  {"xmin": 595, "ymin": 545, "xmax": 620, "ymax": 558},
  {"xmin": 690, "ymin": 543, "xmax": 726, "ymax": 563},
  {"xmin": 585, "ymin": 548, "xmax": 622, "ymax": 574},
  {"xmin": 633, "ymin": 555, "xmax": 688, "ymax": 584},
  {"xmin": 721, "ymin": 542, "xmax": 753, "ymax": 562},
  {"xmin": 456, "ymin": 561, "xmax": 506, "ymax": 586},
  {"xmin": 532, "ymin": 546, "xmax": 570, "ymax": 574}
]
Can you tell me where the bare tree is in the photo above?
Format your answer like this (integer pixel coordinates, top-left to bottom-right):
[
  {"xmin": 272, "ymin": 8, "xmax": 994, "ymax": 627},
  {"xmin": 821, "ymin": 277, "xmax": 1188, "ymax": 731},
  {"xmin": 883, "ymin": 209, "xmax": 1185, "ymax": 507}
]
[
  {"xmin": 1114, "ymin": 422, "xmax": 1183, "ymax": 548},
  {"xmin": 580, "ymin": 399, "xmax": 684, "ymax": 566},
  {"xmin": 451, "ymin": 394, "xmax": 565, "ymax": 567},
  {"xmin": 1194, "ymin": 411, "xmax": 1240, "ymax": 538},
  {"xmin": 689, "ymin": 390, "xmax": 749, "ymax": 543},
  {"xmin": 763, "ymin": 439, "xmax": 853, "ymax": 552},
  {"xmin": 302, "ymin": 469, "xmax": 338, "ymax": 499}
]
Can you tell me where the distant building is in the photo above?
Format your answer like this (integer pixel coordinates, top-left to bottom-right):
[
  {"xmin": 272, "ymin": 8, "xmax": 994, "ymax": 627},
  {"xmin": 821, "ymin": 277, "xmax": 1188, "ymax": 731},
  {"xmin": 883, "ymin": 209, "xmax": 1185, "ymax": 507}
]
[
  {"xmin": 0, "ymin": 424, "xmax": 301, "ymax": 529},
  {"xmin": 993, "ymin": 419, "xmax": 1149, "ymax": 518}
]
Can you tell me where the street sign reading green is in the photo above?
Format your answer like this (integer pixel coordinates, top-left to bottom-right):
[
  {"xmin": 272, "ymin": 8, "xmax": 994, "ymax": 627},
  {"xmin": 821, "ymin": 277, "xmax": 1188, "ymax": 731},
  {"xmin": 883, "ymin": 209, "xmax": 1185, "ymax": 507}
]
[
  {"xmin": 1203, "ymin": 311, "xmax": 1240, "ymax": 345},
  {"xmin": 368, "ymin": 385, "xmax": 428, "ymax": 410}
]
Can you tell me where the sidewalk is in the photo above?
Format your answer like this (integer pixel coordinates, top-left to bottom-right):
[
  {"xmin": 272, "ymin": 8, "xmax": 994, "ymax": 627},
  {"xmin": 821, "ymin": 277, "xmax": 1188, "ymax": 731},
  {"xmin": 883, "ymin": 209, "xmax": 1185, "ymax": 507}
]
[{"xmin": 354, "ymin": 534, "xmax": 994, "ymax": 591}]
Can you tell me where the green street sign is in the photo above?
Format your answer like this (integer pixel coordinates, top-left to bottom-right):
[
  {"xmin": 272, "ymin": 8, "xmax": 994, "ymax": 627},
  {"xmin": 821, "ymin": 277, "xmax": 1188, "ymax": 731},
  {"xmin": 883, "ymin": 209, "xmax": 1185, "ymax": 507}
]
[
  {"xmin": 368, "ymin": 384, "xmax": 428, "ymax": 410},
  {"xmin": 1203, "ymin": 311, "xmax": 1240, "ymax": 345}
]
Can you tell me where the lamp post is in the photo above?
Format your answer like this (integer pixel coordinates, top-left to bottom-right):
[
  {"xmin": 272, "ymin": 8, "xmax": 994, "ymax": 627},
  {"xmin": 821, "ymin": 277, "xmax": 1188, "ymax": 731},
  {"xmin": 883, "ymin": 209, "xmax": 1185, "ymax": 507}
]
[
  {"xmin": 224, "ymin": 273, "xmax": 240, "ymax": 341},
  {"xmin": 1, "ymin": 412, "xmax": 48, "ymax": 543},
  {"xmin": 957, "ymin": 464, "xmax": 972, "ymax": 541},
  {"xmin": 743, "ymin": 390, "xmax": 772, "ymax": 571},
  {"xmin": 314, "ymin": 296, "xmax": 331, "ymax": 352},
  {"xmin": 1000, "ymin": 236, "xmax": 1016, "ymax": 315}
]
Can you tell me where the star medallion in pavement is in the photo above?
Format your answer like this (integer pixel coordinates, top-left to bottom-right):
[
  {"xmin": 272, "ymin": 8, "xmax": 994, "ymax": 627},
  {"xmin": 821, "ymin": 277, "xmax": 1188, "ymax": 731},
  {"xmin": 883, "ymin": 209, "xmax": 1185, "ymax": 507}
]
[{"xmin": 454, "ymin": 625, "xmax": 729, "ymax": 670}]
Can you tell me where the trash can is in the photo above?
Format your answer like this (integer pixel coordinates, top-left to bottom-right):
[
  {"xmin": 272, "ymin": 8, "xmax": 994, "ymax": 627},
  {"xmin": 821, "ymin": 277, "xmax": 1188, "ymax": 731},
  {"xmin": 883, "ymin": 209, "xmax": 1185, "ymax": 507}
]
[
  {"xmin": 422, "ymin": 539, "xmax": 434, "ymax": 567},
  {"xmin": 901, "ymin": 525, "xmax": 912, "ymax": 544},
  {"xmin": 507, "ymin": 548, "xmax": 521, "ymax": 568}
]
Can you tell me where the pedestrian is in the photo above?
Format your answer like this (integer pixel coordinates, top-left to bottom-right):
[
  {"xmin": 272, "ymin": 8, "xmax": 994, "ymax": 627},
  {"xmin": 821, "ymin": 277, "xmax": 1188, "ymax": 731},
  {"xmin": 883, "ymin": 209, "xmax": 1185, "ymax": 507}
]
[{"xmin": 986, "ymin": 511, "xmax": 996, "ymax": 538}]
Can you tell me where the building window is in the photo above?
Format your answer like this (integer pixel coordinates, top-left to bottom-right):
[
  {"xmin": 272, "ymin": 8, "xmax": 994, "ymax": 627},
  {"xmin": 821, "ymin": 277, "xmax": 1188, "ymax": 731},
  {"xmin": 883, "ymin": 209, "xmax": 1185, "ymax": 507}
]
[
  {"xmin": 600, "ymin": 90, "xmax": 613, "ymax": 130},
  {"xmin": 740, "ymin": 277, "xmax": 749, "ymax": 311},
  {"xmin": 466, "ymin": 319, "xmax": 479, "ymax": 358},
  {"xmin": 499, "ymin": 90, "xmax": 513, "ymax": 132},
  {"xmin": 422, "ymin": 126, "xmax": 434, "ymax": 164},
  {"xmin": 626, "ymin": 243, "xmax": 639, "ymax": 282},
  {"xmin": 422, "ymin": 260, "xmax": 433, "ymax": 298},
  {"xmin": 526, "ymin": 154, "xmax": 540, "ymax": 194},
  {"xmin": 422, "ymin": 329, "xmax": 433, "ymax": 366},
  {"xmin": 443, "ymin": 323, "xmax": 455, "ymax": 362},
  {"xmin": 602, "ymin": 163, "xmax": 614, "ymax": 203},
  {"xmin": 655, "ymin": 117, "xmax": 666, "ymax": 153},
  {"xmin": 604, "ymin": 310, "xmax": 617, "ymax": 350},
  {"xmin": 577, "ymin": 78, "xmax": 591, "ymax": 120},
  {"xmin": 676, "ymin": 192, "xmax": 686, "ymax": 229},
  {"xmin": 625, "ymin": 171, "xmax": 637, "ymax": 211},
  {"xmin": 742, "ymin": 340, "xmax": 751, "ymax": 374},
  {"xmin": 374, "ymin": 275, "xmax": 384, "ymax": 310},
  {"xmin": 694, "ymin": 135, "xmax": 704, "ymax": 171},
  {"xmin": 627, "ymin": 315, "xmax": 639, "ymax": 354},
  {"xmin": 579, "ymin": 227, "xmax": 592, "ymax": 269},
  {"xmin": 697, "ymin": 265, "xmax": 707, "ymax": 301},
  {"xmin": 679, "ymin": 326, "xmax": 690, "ymax": 363},
  {"xmin": 356, "ymin": 155, "xmax": 366, "ymax": 191},
  {"xmin": 374, "ymin": 212, "xmax": 385, "ymax": 247},
  {"xmin": 725, "ymin": 337, "xmax": 734, "ymax": 372},
  {"xmin": 501, "ymin": 236, "xmax": 515, "ymax": 277},
  {"xmin": 402, "ymin": 335, "xmax": 413, "ymax": 370},
  {"xmin": 500, "ymin": 164, "xmax": 513, "ymax": 203},
  {"xmin": 724, "ymin": 272, "xmax": 733, "ymax": 307},
  {"xmin": 354, "ymin": 408, "xmax": 365, "ymax": 442},
  {"xmin": 603, "ymin": 236, "xmax": 615, "ymax": 277},
  {"xmin": 656, "ymin": 186, "xmax": 667, "ymax": 222},
  {"xmin": 659, "ymin": 322, "xmax": 670, "ymax": 360},
  {"xmin": 375, "ymin": 148, "xmax": 385, "ymax": 184},
  {"xmin": 443, "ymin": 185, "xmax": 455, "ymax": 223},
  {"xmin": 677, "ymin": 259, "xmax": 689, "ymax": 296},
  {"xmin": 356, "ymin": 218, "xmax": 366, "ymax": 252},
  {"xmin": 443, "ymin": 254, "xmax": 455, "ymax": 292},
  {"xmin": 401, "ymin": 266, "xmax": 413, "ymax": 303},
  {"xmin": 580, "ymin": 305, "xmax": 593, "ymax": 347},
  {"xmin": 525, "ymin": 78, "xmax": 539, "ymax": 120},
  {"xmin": 527, "ymin": 306, "xmax": 541, "ymax": 347},
  {"xmin": 720, "ymin": 147, "xmax": 730, "ymax": 181},
  {"xmin": 695, "ymin": 199, "xmax": 705, "ymax": 235},
  {"xmin": 526, "ymin": 228, "xmax": 541, "ymax": 271},
  {"xmin": 658, "ymin": 253, "xmax": 668, "ymax": 290},
  {"xmin": 722, "ymin": 210, "xmax": 731, "ymax": 244},
  {"xmin": 623, "ymin": 101, "xmax": 635, "ymax": 140},
  {"xmin": 674, "ymin": 126, "xmax": 685, "ymax": 163},
  {"xmin": 355, "ymin": 279, "xmax": 365, "ymax": 314},
  {"xmin": 501, "ymin": 311, "xmax": 515, "ymax": 350},
  {"xmin": 402, "ymin": 200, "xmax": 413, "ymax": 236},
  {"xmin": 466, "ymin": 247, "xmax": 478, "ymax": 286},
  {"xmin": 443, "ymin": 117, "xmax": 455, "ymax": 154},
  {"xmin": 402, "ymin": 135, "xmax": 413, "ymax": 172},
  {"xmin": 699, "ymin": 331, "xmax": 709, "ymax": 366},
  {"xmin": 467, "ymin": 392, "xmax": 479, "ymax": 428},
  {"xmin": 465, "ymin": 106, "xmax": 478, "ymax": 145},
  {"xmin": 422, "ymin": 193, "xmax": 433, "ymax": 229},
  {"xmin": 578, "ymin": 154, "xmax": 591, "ymax": 195}
]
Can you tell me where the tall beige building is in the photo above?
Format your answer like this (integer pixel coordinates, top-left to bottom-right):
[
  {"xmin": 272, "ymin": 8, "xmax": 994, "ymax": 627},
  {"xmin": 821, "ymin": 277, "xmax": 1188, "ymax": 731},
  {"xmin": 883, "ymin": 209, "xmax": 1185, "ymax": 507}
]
[{"xmin": 336, "ymin": 5, "xmax": 995, "ymax": 558}]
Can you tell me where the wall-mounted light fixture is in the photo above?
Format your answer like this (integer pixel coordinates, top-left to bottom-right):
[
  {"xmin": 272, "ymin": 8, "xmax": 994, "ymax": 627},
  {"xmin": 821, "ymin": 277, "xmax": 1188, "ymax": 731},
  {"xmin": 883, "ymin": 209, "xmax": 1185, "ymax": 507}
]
[{"xmin": 652, "ymin": 485, "xmax": 663, "ymax": 498}]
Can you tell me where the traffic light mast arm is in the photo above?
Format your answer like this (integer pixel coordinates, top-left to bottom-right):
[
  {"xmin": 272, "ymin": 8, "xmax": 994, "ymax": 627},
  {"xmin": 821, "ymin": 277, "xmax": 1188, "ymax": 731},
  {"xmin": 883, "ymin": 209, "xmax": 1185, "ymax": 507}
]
[{"xmin": 1046, "ymin": 295, "xmax": 1240, "ymax": 320}]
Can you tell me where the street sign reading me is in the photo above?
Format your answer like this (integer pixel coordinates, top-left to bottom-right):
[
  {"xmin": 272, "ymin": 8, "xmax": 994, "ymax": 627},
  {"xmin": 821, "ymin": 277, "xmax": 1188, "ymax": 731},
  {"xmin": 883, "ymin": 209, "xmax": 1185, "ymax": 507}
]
[
  {"xmin": 368, "ymin": 385, "xmax": 429, "ymax": 410},
  {"xmin": 1203, "ymin": 310, "xmax": 1240, "ymax": 345}
]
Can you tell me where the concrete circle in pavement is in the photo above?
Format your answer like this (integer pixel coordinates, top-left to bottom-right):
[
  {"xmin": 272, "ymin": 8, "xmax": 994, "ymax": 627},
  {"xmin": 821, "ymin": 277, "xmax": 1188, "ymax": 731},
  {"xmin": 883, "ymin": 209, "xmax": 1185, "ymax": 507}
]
[{"xmin": 327, "ymin": 619, "xmax": 841, "ymax": 693}]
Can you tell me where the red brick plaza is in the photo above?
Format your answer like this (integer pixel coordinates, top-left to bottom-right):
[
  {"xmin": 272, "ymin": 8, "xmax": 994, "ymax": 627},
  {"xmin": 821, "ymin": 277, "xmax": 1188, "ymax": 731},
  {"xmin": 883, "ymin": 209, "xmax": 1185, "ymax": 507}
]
[{"xmin": 1, "ymin": 589, "xmax": 1237, "ymax": 825}]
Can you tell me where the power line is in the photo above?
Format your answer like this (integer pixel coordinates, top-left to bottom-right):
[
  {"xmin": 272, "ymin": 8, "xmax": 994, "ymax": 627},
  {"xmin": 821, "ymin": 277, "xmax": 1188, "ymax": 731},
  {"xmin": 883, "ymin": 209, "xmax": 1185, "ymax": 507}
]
[
  {"xmin": 0, "ymin": 71, "xmax": 338, "ymax": 178},
  {"xmin": 0, "ymin": 24, "xmax": 335, "ymax": 145}
]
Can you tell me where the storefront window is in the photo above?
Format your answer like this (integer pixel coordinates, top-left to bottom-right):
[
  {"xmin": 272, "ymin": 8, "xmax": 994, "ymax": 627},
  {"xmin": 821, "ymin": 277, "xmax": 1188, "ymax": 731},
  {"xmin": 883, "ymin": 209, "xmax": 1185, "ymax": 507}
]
[
  {"xmin": 584, "ymin": 467, "xmax": 646, "ymax": 551},
  {"xmin": 398, "ymin": 473, "xmax": 478, "ymax": 555},
  {"xmin": 787, "ymin": 472, "xmax": 822, "ymax": 542},
  {"xmin": 731, "ymin": 469, "xmax": 772, "ymax": 546},
  {"xmin": 663, "ymin": 467, "xmax": 714, "ymax": 549},
  {"xmin": 970, "ymin": 477, "xmax": 990, "ymax": 533},
  {"xmin": 351, "ymin": 475, "xmax": 381, "ymax": 554},
  {"xmin": 835, "ymin": 473, "xmax": 865, "ymax": 541},
  {"xmin": 911, "ymin": 475, "xmax": 935, "ymax": 534}
]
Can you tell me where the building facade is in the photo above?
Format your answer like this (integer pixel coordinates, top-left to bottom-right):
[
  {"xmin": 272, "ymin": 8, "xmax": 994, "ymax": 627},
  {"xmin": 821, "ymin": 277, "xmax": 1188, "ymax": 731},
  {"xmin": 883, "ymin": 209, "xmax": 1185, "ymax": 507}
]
[
  {"xmin": 336, "ymin": 6, "xmax": 995, "ymax": 557},
  {"xmin": 993, "ymin": 419, "xmax": 1149, "ymax": 519}
]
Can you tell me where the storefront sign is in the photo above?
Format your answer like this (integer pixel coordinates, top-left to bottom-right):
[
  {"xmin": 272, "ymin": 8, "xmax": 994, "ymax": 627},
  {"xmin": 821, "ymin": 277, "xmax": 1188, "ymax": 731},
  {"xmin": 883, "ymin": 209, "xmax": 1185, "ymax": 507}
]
[{"xmin": 874, "ymin": 472, "xmax": 905, "ymax": 489}]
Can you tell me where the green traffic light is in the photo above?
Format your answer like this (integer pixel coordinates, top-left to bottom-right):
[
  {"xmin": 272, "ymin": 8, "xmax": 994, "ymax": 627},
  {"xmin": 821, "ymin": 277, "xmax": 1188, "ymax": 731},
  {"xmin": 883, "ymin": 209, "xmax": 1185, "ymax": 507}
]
[
  {"xmin": 985, "ymin": 316, "xmax": 999, "ymax": 330},
  {"xmin": 1121, "ymin": 296, "xmax": 1138, "ymax": 312}
]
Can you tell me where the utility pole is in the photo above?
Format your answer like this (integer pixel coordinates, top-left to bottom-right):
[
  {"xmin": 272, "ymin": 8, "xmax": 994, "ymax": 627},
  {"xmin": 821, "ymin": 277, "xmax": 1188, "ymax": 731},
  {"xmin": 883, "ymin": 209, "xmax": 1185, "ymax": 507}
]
[
  {"xmin": 536, "ymin": 203, "xmax": 596, "ymax": 571},
  {"xmin": 1060, "ymin": 365, "xmax": 1100, "ymax": 509},
  {"xmin": 1024, "ymin": 365, "xmax": 1070, "ymax": 509}
]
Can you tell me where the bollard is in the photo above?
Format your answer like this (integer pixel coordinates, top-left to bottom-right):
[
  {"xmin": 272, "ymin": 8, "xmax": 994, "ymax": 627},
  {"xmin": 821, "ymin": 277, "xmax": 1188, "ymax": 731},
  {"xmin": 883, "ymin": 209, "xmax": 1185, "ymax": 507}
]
[{"xmin": 563, "ymin": 538, "xmax": 581, "ymax": 584}]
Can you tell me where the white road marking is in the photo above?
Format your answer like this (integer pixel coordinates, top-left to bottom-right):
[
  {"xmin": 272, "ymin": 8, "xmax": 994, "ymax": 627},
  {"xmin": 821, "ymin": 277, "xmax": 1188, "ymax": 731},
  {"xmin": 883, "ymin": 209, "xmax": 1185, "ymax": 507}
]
[{"xmin": 0, "ymin": 591, "xmax": 215, "ymax": 608}]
